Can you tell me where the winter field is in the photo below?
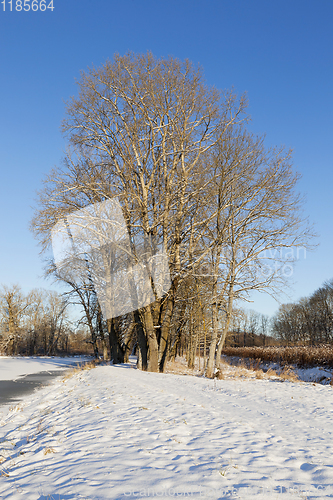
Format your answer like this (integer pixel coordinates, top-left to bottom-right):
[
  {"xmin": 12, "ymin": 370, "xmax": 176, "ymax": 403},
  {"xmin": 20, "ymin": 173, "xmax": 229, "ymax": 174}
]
[{"xmin": 0, "ymin": 357, "xmax": 333, "ymax": 499}]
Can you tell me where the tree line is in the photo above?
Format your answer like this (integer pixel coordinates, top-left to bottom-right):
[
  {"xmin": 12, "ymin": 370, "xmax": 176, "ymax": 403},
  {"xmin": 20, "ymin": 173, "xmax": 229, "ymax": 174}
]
[
  {"xmin": 29, "ymin": 52, "xmax": 313, "ymax": 375},
  {"xmin": 0, "ymin": 284, "xmax": 89, "ymax": 356},
  {"xmin": 272, "ymin": 279, "xmax": 333, "ymax": 346}
]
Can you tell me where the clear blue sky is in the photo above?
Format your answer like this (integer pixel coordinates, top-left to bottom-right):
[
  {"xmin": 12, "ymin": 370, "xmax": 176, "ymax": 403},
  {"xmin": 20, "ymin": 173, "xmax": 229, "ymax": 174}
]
[{"xmin": 0, "ymin": 0, "xmax": 332, "ymax": 318}]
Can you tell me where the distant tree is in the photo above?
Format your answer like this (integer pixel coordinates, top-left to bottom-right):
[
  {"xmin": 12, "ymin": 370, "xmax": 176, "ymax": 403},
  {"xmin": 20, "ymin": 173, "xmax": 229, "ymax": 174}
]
[
  {"xmin": 272, "ymin": 279, "xmax": 333, "ymax": 346},
  {"xmin": 0, "ymin": 284, "xmax": 30, "ymax": 354},
  {"xmin": 259, "ymin": 313, "xmax": 269, "ymax": 346},
  {"xmin": 0, "ymin": 285, "xmax": 70, "ymax": 355},
  {"xmin": 24, "ymin": 288, "xmax": 48, "ymax": 355}
]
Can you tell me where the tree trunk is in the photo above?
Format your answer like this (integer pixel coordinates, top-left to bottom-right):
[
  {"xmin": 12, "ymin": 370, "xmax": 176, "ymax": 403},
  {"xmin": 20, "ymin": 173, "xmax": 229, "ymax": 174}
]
[
  {"xmin": 134, "ymin": 310, "xmax": 148, "ymax": 370},
  {"xmin": 205, "ymin": 300, "xmax": 219, "ymax": 378},
  {"xmin": 97, "ymin": 305, "xmax": 109, "ymax": 360},
  {"xmin": 107, "ymin": 318, "xmax": 124, "ymax": 364},
  {"xmin": 158, "ymin": 277, "xmax": 179, "ymax": 372},
  {"xmin": 205, "ymin": 246, "xmax": 224, "ymax": 379},
  {"xmin": 123, "ymin": 322, "xmax": 135, "ymax": 363},
  {"xmin": 141, "ymin": 305, "xmax": 159, "ymax": 372},
  {"xmin": 216, "ymin": 283, "xmax": 234, "ymax": 369},
  {"xmin": 158, "ymin": 295, "xmax": 174, "ymax": 372}
]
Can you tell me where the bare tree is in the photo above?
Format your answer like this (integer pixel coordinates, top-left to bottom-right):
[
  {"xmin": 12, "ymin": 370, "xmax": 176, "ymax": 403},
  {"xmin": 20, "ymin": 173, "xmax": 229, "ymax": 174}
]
[
  {"xmin": 205, "ymin": 128, "xmax": 314, "ymax": 377},
  {"xmin": 31, "ymin": 52, "xmax": 246, "ymax": 372},
  {"xmin": 0, "ymin": 284, "xmax": 30, "ymax": 354},
  {"xmin": 24, "ymin": 288, "xmax": 48, "ymax": 355},
  {"xmin": 30, "ymin": 52, "xmax": 314, "ymax": 375},
  {"xmin": 272, "ymin": 279, "xmax": 333, "ymax": 346},
  {"xmin": 0, "ymin": 285, "xmax": 71, "ymax": 356},
  {"xmin": 49, "ymin": 262, "xmax": 102, "ymax": 359}
]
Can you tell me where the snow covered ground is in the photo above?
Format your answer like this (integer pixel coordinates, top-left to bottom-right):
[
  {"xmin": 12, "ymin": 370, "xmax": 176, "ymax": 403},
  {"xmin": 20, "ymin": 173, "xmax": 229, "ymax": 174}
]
[
  {"xmin": 1, "ymin": 357, "xmax": 333, "ymax": 499},
  {"xmin": 221, "ymin": 355, "xmax": 333, "ymax": 386}
]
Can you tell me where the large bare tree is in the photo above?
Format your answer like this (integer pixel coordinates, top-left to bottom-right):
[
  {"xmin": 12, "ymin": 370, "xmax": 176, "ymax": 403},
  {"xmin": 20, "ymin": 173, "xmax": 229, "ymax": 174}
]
[
  {"xmin": 31, "ymin": 52, "xmax": 246, "ymax": 372},
  {"xmin": 31, "ymin": 52, "xmax": 313, "ymax": 374}
]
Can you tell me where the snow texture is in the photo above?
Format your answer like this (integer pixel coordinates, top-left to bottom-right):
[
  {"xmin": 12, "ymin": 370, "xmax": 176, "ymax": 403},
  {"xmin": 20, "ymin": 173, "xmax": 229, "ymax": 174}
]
[{"xmin": 1, "ymin": 357, "xmax": 333, "ymax": 499}]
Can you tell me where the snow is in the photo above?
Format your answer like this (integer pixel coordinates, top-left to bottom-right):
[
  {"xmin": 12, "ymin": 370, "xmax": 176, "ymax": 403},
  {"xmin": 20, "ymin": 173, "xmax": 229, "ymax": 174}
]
[
  {"xmin": 1, "ymin": 357, "xmax": 333, "ymax": 499},
  {"xmin": 222, "ymin": 355, "xmax": 333, "ymax": 385},
  {"xmin": 0, "ymin": 356, "xmax": 90, "ymax": 381}
]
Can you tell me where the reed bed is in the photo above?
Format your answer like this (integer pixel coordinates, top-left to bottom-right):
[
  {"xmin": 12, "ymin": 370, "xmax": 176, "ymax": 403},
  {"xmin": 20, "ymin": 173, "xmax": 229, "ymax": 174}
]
[{"xmin": 222, "ymin": 345, "xmax": 333, "ymax": 368}]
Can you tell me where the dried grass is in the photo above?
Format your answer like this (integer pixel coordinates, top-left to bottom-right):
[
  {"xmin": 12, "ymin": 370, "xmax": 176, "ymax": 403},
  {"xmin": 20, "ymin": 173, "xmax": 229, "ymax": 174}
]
[
  {"xmin": 279, "ymin": 366, "xmax": 299, "ymax": 382},
  {"xmin": 233, "ymin": 366, "xmax": 249, "ymax": 378},
  {"xmin": 164, "ymin": 358, "xmax": 200, "ymax": 376},
  {"xmin": 255, "ymin": 369, "xmax": 264, "ymax": 379},
  {"xmin": 163, "ymin": 354, "xmax": 301, "ymax": 384},
  {"xmin": 223, "ymin": 345, "xmax": 333, "ymax": 369},
  {"xmin": 62, "ymin": 359, "xmax": 98, "ymax": 380},
  {"xmin": 266, "ymin": 368, "xmax": 278, "ymax": 378},
  {"xmin": 44, "ymin": 447, "xmax": 56, "ymax": 455}
]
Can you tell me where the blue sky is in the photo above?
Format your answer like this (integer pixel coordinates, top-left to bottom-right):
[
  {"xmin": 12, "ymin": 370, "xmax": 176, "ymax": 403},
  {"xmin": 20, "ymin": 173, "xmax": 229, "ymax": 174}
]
[{"xmin": 0, "ymin": 0, "xmax": 332, "ymax": 318}]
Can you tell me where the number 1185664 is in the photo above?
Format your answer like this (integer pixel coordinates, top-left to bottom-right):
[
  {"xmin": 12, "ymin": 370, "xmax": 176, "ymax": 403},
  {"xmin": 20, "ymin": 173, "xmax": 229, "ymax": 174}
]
[{"xmin": 1, "ymin": 0, "xmax": 54, "ymax": 10}]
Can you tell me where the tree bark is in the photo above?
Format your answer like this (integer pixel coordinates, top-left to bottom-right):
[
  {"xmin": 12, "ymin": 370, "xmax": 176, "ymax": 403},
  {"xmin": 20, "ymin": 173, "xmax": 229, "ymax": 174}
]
[
  {"xmin": 216, "ymin": 287, "xmax": 234, "ymax": 369},
  {"xmin": 141, "ymin": 305, "xmax": 159, "ymax": 372},
  {"xmin": 133, "ymin": 310, "xmax": 148, "ymax": 370},
  {"xmin": 107, "ymin": 318, "xmax": 124, "ymax": 364},
  {"xmin": 158, "ymin": 284, "xmax": 176, "ymax": 372}
]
